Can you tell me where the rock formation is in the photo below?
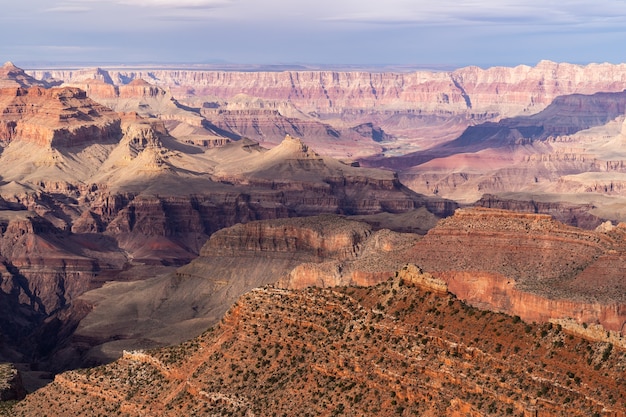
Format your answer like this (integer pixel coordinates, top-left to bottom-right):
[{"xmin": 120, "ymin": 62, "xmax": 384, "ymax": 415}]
[
  {"xmin": 10, "ymin": 274, "xmax": 626, "ymax": 416},
  {"xmin": 0, "ymin": 86, "xmax": 121, "ymax": 148},
  {"xmin": 60, "ymin": 215, "xmax": 424, "ymax": 366},
  {"xmin": 0, "ymin": 62, "xmax": 53, "ymax": 89},
  {"xmin": 0, "ymin": 364, "xmax": 26, "ymax": 401},
  {"xmin": 408, "ymin": 208, "xmax": 626, "ymax": 342},
  {"xmin": 0, "ymin": 65, "xmax": 450, "ymax": 376}
]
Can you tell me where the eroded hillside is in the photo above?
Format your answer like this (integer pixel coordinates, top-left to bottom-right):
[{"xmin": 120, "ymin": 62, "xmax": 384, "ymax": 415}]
[
  {"xmin": 9, "ymin": 267, "xmax": 626, "ymax": 416},
  {"xmin": 0, "ymin": 63, "xmax": 452, "ymax": 375}
]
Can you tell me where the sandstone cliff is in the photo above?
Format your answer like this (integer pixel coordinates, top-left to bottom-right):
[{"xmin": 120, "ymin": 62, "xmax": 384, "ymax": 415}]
[{"xmin": 408, "ymin": 208, "xmax": 626, "ymax": 342}]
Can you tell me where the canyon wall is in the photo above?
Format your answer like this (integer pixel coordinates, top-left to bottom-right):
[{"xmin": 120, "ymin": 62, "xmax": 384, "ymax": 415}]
[
  {"xmin": 408, "ymin": 208, "xmax": 626, "ymax": 341},
  {"xmin": 29, "ymin": 61, "xmax": 626, "ymax": 118},
  {"xmin": 0, "ymin": 86, "xmax": 121, "ymax": 148}
]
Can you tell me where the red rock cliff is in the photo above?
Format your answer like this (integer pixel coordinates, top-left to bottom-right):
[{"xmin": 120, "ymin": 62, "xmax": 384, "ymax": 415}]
[
  {"xmin": 0, "ymin": 86, "xmax": 121, "ymax": 147},
  {"xmin": 409, "ymin": 208, "xmax": 626, "ymax": 341}
]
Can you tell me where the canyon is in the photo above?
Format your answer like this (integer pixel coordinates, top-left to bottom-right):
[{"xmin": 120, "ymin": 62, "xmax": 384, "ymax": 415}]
[
  {"xmin": 0, "ymin": 62, "xmax": 452, "ymax": 378},
  {"xmin": 8, "ymin": 206, "xmax": 626, "ymax": 415},
  {"xmin": 30, "ymin": 61, "xmax": 626, "ymax": 221},
  {"xmin": 1, "ymin": 58, "xmax": 626, "ymax": 414}
]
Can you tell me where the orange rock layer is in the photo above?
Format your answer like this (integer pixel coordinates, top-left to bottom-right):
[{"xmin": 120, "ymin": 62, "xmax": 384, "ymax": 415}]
[
  {"xmin": 0, "ymin": 86, "xmax": 121, "ymax": 147},
  {"xmin": 409, "ymin": 208, "xmax": 626, "ymax": 341},
  {"xmin": 11, "ymin": 277, "xmax": 626, "ymax": 416}
]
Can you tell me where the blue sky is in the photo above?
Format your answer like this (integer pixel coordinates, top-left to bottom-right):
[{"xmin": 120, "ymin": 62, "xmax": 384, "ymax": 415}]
[{"xmin": 2, "ymin": 0, "xmax": 626, "ymax": 68}]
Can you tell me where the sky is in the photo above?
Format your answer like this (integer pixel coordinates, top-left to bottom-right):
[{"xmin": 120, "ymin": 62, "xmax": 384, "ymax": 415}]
[{"xmin": 2, "ymin": 0, "xmax": 626, "ymax": 68}]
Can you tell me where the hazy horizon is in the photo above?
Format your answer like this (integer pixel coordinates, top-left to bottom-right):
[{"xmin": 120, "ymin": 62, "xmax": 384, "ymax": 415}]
[{"xmin": 3, "ymin": 1, "xmax": 626, "ymax": 69}]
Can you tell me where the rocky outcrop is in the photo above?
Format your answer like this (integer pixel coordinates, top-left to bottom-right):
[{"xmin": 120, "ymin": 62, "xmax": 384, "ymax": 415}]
[
  {"xmin": 12, "ymin": 276, "xmax": 626, "ymax": 416},
  {"xmin": 200, "ymin": 214, "xmax": 371, "ymax": 260},
  {"xmin": 396, "ymin": 263, "xmax": 448, "ymax": 294},
  {"xmin": 0, "ymin": 363, "xmax": 26, "ymax": 401},
  {"xmin": 277, "ymin": 227, "xmax": 421, "ymax": 289},
  {"xmin": 0, "ymin": 86, "xmax": 121, "ymax": 148},
  {"xmin": 407, "ymin": 208, "xmax": 626, "ymax": 342},
  {"xmin": 474, "ymin": 194, "xmax": 605, "ymax": 229}
]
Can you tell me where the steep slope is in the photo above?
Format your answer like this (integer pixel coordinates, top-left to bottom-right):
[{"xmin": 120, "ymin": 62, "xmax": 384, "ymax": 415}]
[
  {"xmin": 60, "ymin": 215, "xmax": 422, "ymax": 366},
  {"xmin": 11, "ymin": 269, "xmax": 626, "ymax": 416},
  {"xmin": 408, "ymin": 208, "xmax": 626, "ymax": 341}
]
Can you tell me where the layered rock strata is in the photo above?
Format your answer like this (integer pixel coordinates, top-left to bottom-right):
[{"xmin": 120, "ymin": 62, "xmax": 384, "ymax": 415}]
[
  {"xmin": 11, "ymin": 275, "xmax": 626, "ymax": 416},
  {"xmin": 0, "ymin": 86, "xmax": 121, "ymax": 148},
  {"xmin": 409, "ymin": 208, "xmax": 626, "ymax": 341},
  {"xmin": 30, "ymin": 61, "xmax": 626, "ymax": 160},
  {"xmin": 66, "ymin": 215, "xmax": 425, "ymax": 365},
  {"xmin": 29, "ymin": 61, "xmax": 626, "ymax": 117}
]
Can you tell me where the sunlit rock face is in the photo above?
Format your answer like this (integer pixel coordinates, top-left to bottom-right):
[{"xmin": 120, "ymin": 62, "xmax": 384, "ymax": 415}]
[{"xmin": 408, "ymin": 207, "xmax": 626, "ymax": 339}]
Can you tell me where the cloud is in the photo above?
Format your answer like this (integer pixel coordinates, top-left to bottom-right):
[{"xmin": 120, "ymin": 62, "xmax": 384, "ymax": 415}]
[
  {"xmin": 34, "ymin": 45, "xmax": 112, "ymax": 53},
  {"xmin": 44, "ymin": 5, "xmax": 91, "ymax": 13},
  {"xmin": 115, "ymin": 0, "xmax": 229, "ymax": 8},
  {"xmin": 35, "ymin": 0, "xmax": 626, "ymax": 30},
  {"xmin": 317, "ymin": 0, "xmax": 626, "ymax": 28}
]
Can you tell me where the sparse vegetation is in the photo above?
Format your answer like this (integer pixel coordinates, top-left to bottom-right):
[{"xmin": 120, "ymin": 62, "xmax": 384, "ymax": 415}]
[{"xmin": 10, "ymin": 277, "xmax": 626, "ymax": 416}]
